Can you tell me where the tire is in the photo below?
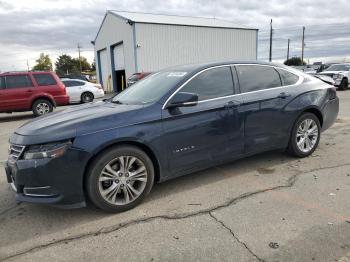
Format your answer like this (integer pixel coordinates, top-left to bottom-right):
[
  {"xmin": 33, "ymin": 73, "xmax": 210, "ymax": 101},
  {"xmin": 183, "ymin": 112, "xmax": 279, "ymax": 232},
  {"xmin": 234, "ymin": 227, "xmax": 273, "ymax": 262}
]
[
  {"xmin": 81, "ymin": 92, "xmax": 94, "ymax": 103},
  {"xmin": 339, "ymin": 78, "xmax": 349, "ymax": 90},
  {"xmin": 287, "ymin": 113, "xmax": 321, "ymax": 158},
  {"xmin": 86, "ymin": 145, "xmax": 155, "ymax": 212},
  {"xmin": 32, "ymin": 99, "xmax": 53, "ymax": 116}
]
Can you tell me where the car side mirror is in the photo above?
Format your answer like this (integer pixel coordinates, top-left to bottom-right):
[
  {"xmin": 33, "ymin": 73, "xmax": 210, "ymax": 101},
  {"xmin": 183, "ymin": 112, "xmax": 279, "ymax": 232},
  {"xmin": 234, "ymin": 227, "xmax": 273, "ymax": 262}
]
[{"xmin": 166, "ymin": 92, "xmax": 198, "ymax": 109}]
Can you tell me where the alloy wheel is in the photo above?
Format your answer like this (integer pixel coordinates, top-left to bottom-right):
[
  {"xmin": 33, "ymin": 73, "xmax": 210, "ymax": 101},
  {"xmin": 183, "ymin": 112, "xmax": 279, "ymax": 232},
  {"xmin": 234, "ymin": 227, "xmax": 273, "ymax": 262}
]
[
  {"xmin": 83, "ymin": 93, "xmax": 93, "ymax": 103},
  {"xmin": 98, "ymin": 156, "xmax": 148, "ymax": 205},
  {"xmin": 36, "ymin": 103, "xmax": 50, "ymax": 115},
  {"xmin": 296, "ymin": 118, "xmax": 319, "ymax": 153}
]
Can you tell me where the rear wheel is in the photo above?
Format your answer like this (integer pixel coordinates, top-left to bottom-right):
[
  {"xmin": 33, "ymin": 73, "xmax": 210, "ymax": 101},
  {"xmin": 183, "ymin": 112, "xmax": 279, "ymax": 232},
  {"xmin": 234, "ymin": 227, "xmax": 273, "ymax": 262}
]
[
  {"xmin": 287, "ymin": 113, "xmax": 321, "ymax": 157},
  {"xmin": 32, "ymin": 99, "xmax": 53, "ymax": 116},
  {"xmin": 81, "ymin": 92, "xmax": 94, "ymax": 103},
  {"xmin": 86, "ymin": 145, "xmax": 154, "ymax": 212}
]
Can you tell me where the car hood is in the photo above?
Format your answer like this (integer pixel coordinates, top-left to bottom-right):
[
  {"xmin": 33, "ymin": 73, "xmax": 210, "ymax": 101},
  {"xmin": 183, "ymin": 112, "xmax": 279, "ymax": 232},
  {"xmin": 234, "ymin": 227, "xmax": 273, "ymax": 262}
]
[
  {"xmin": 11, "ymin": 101, "xmax": 145, "ymax": 145},
  {"xmin": 318, "ymin": 71, "xmax": 346, "ymax": 75}
]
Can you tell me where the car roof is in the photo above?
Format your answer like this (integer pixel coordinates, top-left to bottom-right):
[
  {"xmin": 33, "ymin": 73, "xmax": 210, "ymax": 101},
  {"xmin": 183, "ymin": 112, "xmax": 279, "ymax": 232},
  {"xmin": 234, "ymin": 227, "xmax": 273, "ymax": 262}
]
[
  {"xmin": 161, "ymin": 60, "xmax": 290, "ymax": 73},
  {"xmin": 0, "ymin": 71, "xmax": 54, "ymax": 76},
  {"xmin": 61, "ymin": 78, "xmax": 86, "ymax": 82}
]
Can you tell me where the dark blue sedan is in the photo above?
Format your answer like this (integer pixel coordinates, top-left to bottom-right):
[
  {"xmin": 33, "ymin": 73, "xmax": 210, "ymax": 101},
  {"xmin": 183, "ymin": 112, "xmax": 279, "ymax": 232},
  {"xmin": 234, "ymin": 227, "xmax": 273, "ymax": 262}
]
[{"xmin": 5, "ymin": 61, "xmax": 339, "ymax": 212}]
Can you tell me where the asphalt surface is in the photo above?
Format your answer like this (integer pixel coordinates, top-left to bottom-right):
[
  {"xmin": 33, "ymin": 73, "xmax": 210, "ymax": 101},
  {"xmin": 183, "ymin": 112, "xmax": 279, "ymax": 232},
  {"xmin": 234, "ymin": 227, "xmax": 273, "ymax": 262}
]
[{"xmin": 0, "ymin": 92, "xmax": 350, "ymax": 262}]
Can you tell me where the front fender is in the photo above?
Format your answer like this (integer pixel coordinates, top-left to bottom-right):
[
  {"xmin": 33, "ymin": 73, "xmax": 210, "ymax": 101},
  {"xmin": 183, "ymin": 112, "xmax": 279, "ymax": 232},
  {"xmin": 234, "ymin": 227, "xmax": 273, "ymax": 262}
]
[{"xmin": 72, "ymin": 121, "xmax": 167, "ymax": 178}]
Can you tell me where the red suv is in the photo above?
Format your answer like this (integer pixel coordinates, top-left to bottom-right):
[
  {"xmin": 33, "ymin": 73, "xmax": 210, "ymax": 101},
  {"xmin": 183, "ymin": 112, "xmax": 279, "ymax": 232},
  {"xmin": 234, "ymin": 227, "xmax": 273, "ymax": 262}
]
[{"xmin": 0, "ymin": 71, "xmax": 69, "ymax": 116}]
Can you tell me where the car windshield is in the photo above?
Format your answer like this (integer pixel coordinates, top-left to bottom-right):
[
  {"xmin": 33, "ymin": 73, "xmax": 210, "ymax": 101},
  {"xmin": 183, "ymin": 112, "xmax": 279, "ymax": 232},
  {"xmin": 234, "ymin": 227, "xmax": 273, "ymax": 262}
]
[
  {"xmin": 112, "ymin": 71, "xmax": 187, "ymax": 104},
  {"xmin": 325, "ymin": 64, "xmax": 350, "ymax": 71}
]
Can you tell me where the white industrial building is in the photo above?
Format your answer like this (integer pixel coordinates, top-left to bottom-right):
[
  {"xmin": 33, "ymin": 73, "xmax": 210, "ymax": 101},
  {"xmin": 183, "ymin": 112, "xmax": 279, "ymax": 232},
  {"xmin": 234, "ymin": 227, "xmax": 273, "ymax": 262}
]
[{"xmin": 93, "ymin": 11, "xmax": 258, "ymax": 92}]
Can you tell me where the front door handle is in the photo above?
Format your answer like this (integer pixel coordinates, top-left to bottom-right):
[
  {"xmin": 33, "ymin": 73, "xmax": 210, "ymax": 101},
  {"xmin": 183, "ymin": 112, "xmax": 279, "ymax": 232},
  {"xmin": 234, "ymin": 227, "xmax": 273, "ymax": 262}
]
[
  {"xmin": 225, "ymin": 100, "xmax": 241, "ymax": 109},
  {"xmin": 277, "ymin": 92, "xmax": 291, "ymax": 99},
  {"xmin": 26, "ymin": 89, "xmax": 33, "ymax": 93}
]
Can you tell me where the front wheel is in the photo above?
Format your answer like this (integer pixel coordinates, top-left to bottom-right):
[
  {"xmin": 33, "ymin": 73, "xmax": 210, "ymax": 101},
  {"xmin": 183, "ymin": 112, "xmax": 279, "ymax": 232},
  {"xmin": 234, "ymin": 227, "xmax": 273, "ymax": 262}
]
[
  {"xmin": 86, "ymin": 146, "xmax": 155, "ymax": 212},
  {"xmin": 287, "ymin": 113, "xmax": 321, "ymax": 157}
]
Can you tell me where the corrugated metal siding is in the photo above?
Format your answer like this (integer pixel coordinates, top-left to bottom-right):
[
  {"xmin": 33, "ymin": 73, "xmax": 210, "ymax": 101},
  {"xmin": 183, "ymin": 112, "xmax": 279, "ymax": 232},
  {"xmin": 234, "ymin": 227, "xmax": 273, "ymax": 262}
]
[
  {"xmin": 94, "ymin": 13, "xmax": 135, "ymax": 85},
  {"xmin": 113, "ymin": 44, "xmax": 125, "ymax": 70},
  {"xmin": 135, "ymin": 23, "xmax": 257, "ymax": 72},
  {"xmin": 99, "ymin": 49, "xmax": 111, "ymax": 91}
]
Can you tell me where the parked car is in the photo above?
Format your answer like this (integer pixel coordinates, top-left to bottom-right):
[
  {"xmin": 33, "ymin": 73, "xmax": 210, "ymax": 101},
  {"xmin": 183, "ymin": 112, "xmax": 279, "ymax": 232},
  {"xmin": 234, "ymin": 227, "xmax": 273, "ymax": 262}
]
[
  {"xmin": 0, "ymin": 71, "xmax": 69, "ymax": 116},
  {"xmin": 5, "ymin": 61, "xmax": 338, "ymax": 212},
  {"xmin": 126, "ymin": 72, "xmax": 152, "ymax": 87},
  {"xmin": 303, "ymin": 66, "xmax": 317, "ymax": 75},
  {"xmin": 59, "ymin": 74, "xmax": 90, "ymax": 82},
  {"xmin": 61, "ymin": 79, "xmax": 105, "ymax": 103},
  {"xmin": 317, "ymin": 63, "xmax": 350, "ymax": 90},
  {"xmin": 314, "ymin": 75, "xmax": 335, "ymax": 86}
]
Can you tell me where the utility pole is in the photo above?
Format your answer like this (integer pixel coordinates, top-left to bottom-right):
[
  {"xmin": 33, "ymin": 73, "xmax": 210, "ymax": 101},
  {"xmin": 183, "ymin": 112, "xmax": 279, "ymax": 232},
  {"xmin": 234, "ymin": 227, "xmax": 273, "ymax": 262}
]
[
  {"xmin": 287, "ymin": 39, "xmax": 290, "ymax": 60},
  {"xmin": 301, "ymin": 26, "xmax": 305, "ymax": 64},
  {"xmin": 26, "ymin": 60, "xmax": 30, "ymax": 71},
  {"xmin": 77, "ymin": 43, "xmax": 82, "ymax": 73},
  {"xmin": 269, "ymin": 19, "xmax": 273, "ymax": 62}
]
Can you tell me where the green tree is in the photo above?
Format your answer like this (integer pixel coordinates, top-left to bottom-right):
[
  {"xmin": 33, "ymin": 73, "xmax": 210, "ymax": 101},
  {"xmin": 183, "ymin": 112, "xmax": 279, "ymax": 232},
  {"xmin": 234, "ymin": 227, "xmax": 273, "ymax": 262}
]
[
  {"xmin": 55, "ymin": 54, "xmax": 76, "ymax": 75},
  {"xmin": 76, "ymin": 56, "xmax": 91, "ymax": 72},
  {"xmin": 32, "ymin": 53, "xmax": 53, "ymax": 71},
  {"xmin": 55, "ymin": 54, "xmax": 91, "ymax": 75},
  {"xmin": 91, "ymin": 59, "xmax": 96, "ymax": 71},
  {"xmin": 284, "ymin": 57, "xmax": 306, "ymax": 66}
]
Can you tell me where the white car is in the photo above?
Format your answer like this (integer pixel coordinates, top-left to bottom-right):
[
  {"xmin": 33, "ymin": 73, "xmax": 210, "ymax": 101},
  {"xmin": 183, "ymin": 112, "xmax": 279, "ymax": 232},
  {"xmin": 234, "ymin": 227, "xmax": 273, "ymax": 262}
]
[
  {"xmin": 317, "ymin": 63, "xmax": 350, "ymax": 90},
  {"xmin": 61, "ymin": 79, "xmax": 105, "ymax": 103}
]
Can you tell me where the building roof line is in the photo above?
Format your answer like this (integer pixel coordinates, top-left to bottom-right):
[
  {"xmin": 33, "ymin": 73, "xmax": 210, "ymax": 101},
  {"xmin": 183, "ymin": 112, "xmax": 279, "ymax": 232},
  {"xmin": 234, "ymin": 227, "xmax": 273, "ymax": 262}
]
[
  {"xmin": 108, "ymin": 10, "xmax": 257, "ymax": 30},
  {"xmin": 94, "ymin": 10, "xmax": 258, "ymax": 42}
]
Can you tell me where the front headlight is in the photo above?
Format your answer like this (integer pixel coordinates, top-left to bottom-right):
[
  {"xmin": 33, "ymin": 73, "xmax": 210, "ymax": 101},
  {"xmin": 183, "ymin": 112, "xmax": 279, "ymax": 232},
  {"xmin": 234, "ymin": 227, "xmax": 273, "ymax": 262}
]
[
  {"xmin": 23, "ymin": 141, "xmax": 72, "ymax": 160},
  {"xmin": 334, "ymin": 74, "xmax": 344, "ymax": 80}
]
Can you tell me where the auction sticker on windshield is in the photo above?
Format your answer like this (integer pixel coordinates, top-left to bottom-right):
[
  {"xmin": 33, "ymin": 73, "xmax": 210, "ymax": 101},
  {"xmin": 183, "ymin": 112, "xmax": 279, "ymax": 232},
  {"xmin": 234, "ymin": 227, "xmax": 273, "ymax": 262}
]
[{"xmin": 167, "ymin": 72, "xmax": 187, "ymax": 77}]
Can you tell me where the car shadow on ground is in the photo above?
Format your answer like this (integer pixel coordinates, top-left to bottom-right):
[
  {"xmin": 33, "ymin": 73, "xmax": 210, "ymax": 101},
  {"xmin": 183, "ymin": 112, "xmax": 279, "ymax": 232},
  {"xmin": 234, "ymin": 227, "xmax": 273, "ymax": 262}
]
[{"xmin": 0, "ymin": 113, "xmax": 34, "ymax": 123}]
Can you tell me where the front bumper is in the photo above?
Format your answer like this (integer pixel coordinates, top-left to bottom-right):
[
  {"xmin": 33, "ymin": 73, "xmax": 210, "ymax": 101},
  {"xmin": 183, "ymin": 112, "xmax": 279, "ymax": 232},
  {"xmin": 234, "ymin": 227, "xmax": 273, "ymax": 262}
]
[
  {"xmin": 4, "ymin": 147, "xmax": 92, "ymax": 208},
  {"xmin": 334, "ymin": 79, "xmax": 342, "ymax": 86}
]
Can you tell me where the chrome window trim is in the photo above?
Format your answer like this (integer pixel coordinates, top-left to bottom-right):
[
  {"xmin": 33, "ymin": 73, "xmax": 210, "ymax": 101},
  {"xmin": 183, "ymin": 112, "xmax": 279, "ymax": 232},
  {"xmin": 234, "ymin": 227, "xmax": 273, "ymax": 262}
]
[{"xmin": 162, "ymin": 64, "xmax": 303, "ymax": 110}]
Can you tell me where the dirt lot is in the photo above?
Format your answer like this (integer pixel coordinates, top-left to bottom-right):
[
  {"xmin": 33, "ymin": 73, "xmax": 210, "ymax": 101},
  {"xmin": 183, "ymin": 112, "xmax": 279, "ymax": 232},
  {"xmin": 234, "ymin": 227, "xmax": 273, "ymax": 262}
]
[{"xmin": 0, "ymin": 92, "xmax": 349, "ymax": 262}]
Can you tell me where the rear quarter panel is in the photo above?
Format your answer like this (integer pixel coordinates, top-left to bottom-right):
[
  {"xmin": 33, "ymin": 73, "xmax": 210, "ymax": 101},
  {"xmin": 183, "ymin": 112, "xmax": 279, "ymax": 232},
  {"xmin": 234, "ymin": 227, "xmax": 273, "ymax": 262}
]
[{"xmin": 284, "ymin": 78, "xmax": 331, "ymax": 132}]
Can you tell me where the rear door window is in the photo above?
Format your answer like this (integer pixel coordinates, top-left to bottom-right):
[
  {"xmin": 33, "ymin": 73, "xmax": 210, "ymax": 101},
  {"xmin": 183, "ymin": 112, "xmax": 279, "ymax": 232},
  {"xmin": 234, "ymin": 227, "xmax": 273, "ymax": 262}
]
[
  {"xmin": 236, "ymin": 65, "xmax": 282, "ymax": 93},
  {"xmin": 0, "ymin": 76, "xmax": 5, "ymax": 89},
  {"xmin": 70, "ymin": 81, "xmax": 85, "ymax": 86},
  {"xmin": 5, "ymin": 75, "xmax": 33, "ymax": 89},
  {"xmin": 277, "ymin": 69, "xmax": 299, "ymax": 86},
  {"xmin": 181, "ymin": 66, "xmax": 234, "ymax": 101},
  {"xmin": 33, "ymin": 73, "xmax": 57, "ymax": 86},
  {"xmin": 62, "ymin": 81, "xmax": 72, "ymax": 87}
]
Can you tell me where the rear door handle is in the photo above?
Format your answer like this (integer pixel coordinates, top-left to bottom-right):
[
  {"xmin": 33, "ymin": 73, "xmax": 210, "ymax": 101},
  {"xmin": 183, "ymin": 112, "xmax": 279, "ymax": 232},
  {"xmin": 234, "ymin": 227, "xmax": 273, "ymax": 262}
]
[
  {"xmin": 225, "ymin": 100, "xmax": 241, "ymax": 109},
  {"xmin": 277, "ymin": 92, "xmax": 291, "ymax": 99}
]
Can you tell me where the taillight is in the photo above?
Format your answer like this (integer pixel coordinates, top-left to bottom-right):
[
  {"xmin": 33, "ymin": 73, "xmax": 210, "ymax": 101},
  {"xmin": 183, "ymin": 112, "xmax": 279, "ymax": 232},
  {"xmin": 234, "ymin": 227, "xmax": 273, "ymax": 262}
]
[{"xmin": 328, "ymin": 87, "xmax": 337, "ymax": 100}]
